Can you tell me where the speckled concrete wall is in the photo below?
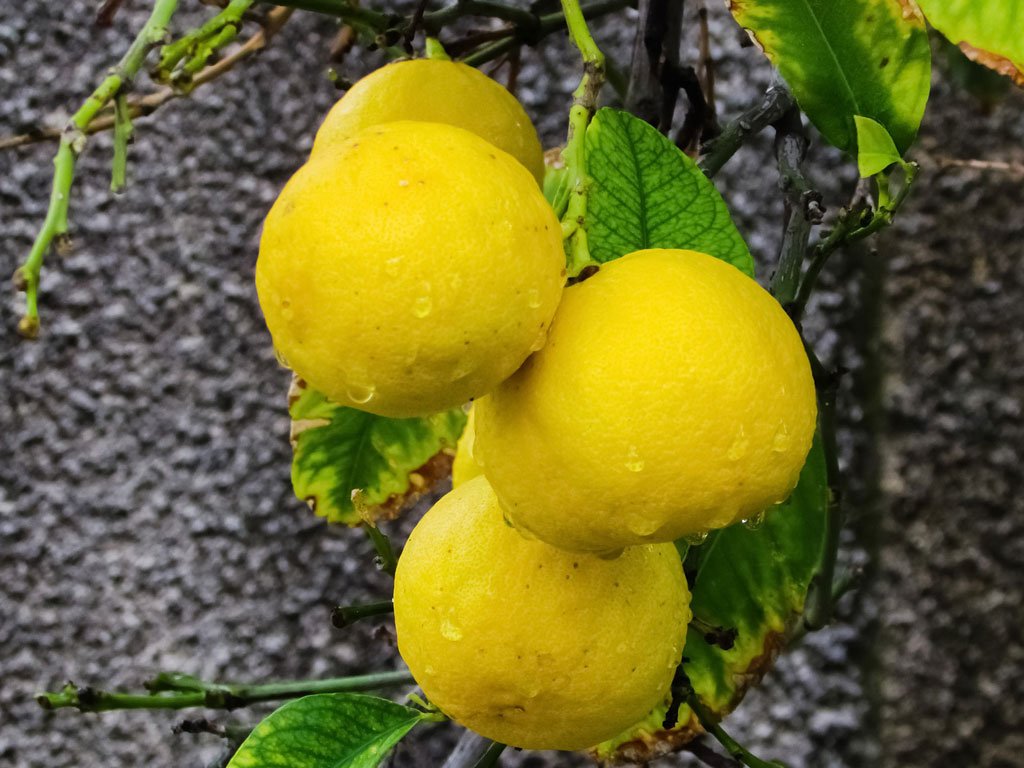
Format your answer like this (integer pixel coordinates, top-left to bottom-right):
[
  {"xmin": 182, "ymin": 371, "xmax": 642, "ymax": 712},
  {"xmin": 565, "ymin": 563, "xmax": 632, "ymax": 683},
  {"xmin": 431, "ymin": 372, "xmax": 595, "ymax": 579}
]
[{"xmin": 1, "ymin": 3, "xmax": 1021, "ymax": 767}]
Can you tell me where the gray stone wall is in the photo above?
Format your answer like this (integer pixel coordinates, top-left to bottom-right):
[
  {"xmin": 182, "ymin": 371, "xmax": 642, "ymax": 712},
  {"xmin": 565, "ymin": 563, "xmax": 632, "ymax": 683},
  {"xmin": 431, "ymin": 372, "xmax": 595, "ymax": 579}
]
[{"xmin": 1, "ymin": 2, "xmax": 1021, "ymax": 767}]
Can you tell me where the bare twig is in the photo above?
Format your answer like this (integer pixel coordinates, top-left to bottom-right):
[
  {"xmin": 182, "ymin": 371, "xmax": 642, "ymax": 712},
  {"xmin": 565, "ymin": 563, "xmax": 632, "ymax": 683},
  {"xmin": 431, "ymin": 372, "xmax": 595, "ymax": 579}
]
[
  {"xmin": 685, "ymin": 739, "xmax": 743, "ymax": 768},
  {"xmin": 698, "ymin": 76, "xmax": 793, "ymax": 177},
  {"xmin": 442, "ymin": 731, "xmax": 495, "ymax": 768},
  {"xmin": 768, "ymin": 106, "xmax": 823, "ymax": 304},
  {"xmin": 922, "ymin": 155, "xmax": 1024, "ymax": 176},
  {"xmin": 96, "ymin": 0, "xmax": 128, "ymax": 26},
  {"xmin": 696, "ymin": 0, "xmax": 717, "ymax": 135}
]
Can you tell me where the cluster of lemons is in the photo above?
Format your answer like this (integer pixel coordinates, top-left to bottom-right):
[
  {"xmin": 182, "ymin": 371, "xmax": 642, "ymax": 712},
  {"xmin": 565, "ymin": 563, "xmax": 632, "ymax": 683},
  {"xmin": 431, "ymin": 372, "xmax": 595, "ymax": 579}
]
[{"xmin": 257, "ymin": 59, "xmax": 816, "ymax": 751}]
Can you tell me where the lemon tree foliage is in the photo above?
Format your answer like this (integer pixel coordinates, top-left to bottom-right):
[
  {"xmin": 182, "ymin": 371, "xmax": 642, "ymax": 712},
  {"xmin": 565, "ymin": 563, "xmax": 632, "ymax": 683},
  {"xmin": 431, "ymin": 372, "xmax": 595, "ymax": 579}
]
[
  {"xmin": 917, "ymin": 0, "xmax": 1024, "ymax": 85},
  {"xmin": 226, "ymin": 694, "xmax": 424, "ymax": 768},
  {"xmin": 290, "ymin": 384, "xmax": 466, "ymax": 525},
  {"xmin": 728, "ymin": 0, "xmax": 931, "ymax": 154},
  {"xmin": 583, "ymin": 109, "xmax": 754, "ymax": 277},
  {"xmin": 853, "ymin": 115, "xmax": 903, "ymax": 177},
  {"xmin": 596, "ymin": 438, "xmax": 828, "ymax": 762}
]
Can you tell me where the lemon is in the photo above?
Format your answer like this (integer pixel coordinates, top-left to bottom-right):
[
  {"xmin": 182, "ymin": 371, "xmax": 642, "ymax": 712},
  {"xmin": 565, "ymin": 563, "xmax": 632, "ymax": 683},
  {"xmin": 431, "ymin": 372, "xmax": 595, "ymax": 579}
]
[
  {"xmin": 451, "ymin": 406, "xmax": 483, "ymax": 488},
  {"xmin": 312, "ymin": 59, "xmax": 545, "ymax": 184},
  {"xmin": 256, "ymin": 121, "xmax": 565, "ymax": 418},
  {"xmin": 475, "ymin": 249, "xmax": 817, "ymax": 552},
  {"xmin": 394, "ymin": 475, "xmax": 690, "ymax": 751}
]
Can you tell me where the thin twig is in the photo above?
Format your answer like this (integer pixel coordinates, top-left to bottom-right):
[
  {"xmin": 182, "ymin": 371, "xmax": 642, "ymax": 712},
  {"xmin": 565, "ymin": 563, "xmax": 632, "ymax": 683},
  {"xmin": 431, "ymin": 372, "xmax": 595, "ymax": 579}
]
[
  {"xmin": 688, "ymin": 695, "xmax": 787, "ymax": 768},
  {"xmin": 698, "ymin": 76, "xmax": 793, "ymax": 177},
  {"xmin": 11, "ymin": 0, "xmax": 180, "ymax": 338},
  {"xmin": 96, "ymin": 0, "xmax": 128, "ymax": 27},
  {"xmin": 36, "ymin": 670, "xmax": 414, "ymax": 713},
  {"xmin": 696, "ymin": 0, "xmax": 717, "ymax": 135},
  {"xmin": 684, "ymin": 739, "xmax": 743, "ymax": 768},
  {"xmin": 442, "ymin": 731, "xmax": 494, "ymax": 768}
]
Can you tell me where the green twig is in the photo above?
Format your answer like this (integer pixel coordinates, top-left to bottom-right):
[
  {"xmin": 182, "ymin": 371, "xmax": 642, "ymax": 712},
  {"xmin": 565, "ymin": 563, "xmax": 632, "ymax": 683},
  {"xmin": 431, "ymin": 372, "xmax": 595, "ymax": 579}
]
[
  {"xmin": 111, "ymin": 92, "xmax": 133, "ymax": 193},
  {"xmin": 13, "ymin": 0, "xmax": 179, "ymax": 338},
  {"xmin": 559, "ymin": 0, "xmax": 606, "ymax": 275},
  {"xmin": 689, "ymin": 695, "xmax": 788, "ymax": 768},
  {"xmin": 157, "ymin": 0, "xmax": 253, "ymax": 87},
  {"xmin": 363, "ymin": 523, "xmax": 398, "ymax": 575},
  {"xmin": 36, "ymin": 670, "xmax": 414, "ymax": 713},
  {"xmin": 791, "ymin": 161, "xmax": 919, "ymax": 318},
  {"xmin": 331, "ymin": 599, "xmax": 394, "ymax": 628}
]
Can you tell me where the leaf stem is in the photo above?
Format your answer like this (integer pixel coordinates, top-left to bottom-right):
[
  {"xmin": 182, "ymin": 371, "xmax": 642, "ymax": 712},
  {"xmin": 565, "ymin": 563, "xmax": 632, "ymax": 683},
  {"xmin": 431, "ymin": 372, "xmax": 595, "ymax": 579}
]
[
  {"xmin": 36, "ymin": 670, "xmax": 414, "ymax": 713},
  {"xmin": 111, "ymin": 92, "xmax": 133, "ymax": 193},
  {"xmin": 14, "ymin": 0, "xmax": 179, "ymax": 337}
]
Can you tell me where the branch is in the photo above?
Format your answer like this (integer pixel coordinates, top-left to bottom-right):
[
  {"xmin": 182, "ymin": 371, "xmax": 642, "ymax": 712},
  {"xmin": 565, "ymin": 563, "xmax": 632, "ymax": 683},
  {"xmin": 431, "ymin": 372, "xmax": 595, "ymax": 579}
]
[
  {"xmin": 698, "ymin": 77, "xmax": 794, "ymax": 178},
  {"xmin": 799, "ymin": 348, "xmax": 844, "ymax": 632},
  {"xmin": 791, "ymin": 161, "xmax": 919, "ymax": 318},
  {"xmin": 684, "ymin": 739, "xmax": 743, "ymax": 768},
  {"xmin": 156, "ymin": 0, "xmax": 254, "ymax": 89},
  {"xmin": 688, "ymin": 695, "xmax": 788, "ymax": 768},
  {"xmin": 11, "ymin": 0, "xmax": 180, "ymax": 338},
  {"xmin": 768, "ymin": 106, "xmax": 823, "ymax": 305},
  {"xmin": 36, "ymin": 670, "xmax": 414, "ymax": 713},
  {"xmin": 559, "ymin": 0, "xmax": 606, "ymax": 275},
  {"xmin": 0, "ymin": 7, "xmax": 292, "ymax": 152}
]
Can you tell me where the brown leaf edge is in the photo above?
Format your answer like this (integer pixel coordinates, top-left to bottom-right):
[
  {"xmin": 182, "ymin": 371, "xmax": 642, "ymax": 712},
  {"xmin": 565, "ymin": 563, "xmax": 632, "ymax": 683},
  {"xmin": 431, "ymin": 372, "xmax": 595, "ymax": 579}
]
[
  {"xmin": 958, "ymin": 42, "xmax": 1024, "ymax": 87},
  {"xmin": 591, "ymin": 629, "xmax": 791, "ymax": 765},
  {"xmin": 288, "ymin": 374, "xmax": 458, "ymax": 525}
]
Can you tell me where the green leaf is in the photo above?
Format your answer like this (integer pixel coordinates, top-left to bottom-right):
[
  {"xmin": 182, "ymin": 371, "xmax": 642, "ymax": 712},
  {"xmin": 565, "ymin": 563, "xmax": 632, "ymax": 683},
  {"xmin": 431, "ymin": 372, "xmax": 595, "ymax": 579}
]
[
  {"xmin": 854, "ymin": 115, "xmax": 903, "ymax": 177},
  {"xmin": 290, "ymin": 379, "xmax": 467, "ymax": 525},
  {"xmin": 583, "ymin": 108, "xmax": 753, "ymax": 277},
  {"xmin": 594, "ymin": 436, "xmax": 829, "ymax": 763},
  {"xmin": 728, "ymin": 0, "xmax": 932, "ymax": 153},
  {"xmin": 227, "ymin": 694, "xmax": 423, "ymax": 768},
  {"xmin": 917, "ymin": 0, "xmax": 1024, "ymax": 86}
]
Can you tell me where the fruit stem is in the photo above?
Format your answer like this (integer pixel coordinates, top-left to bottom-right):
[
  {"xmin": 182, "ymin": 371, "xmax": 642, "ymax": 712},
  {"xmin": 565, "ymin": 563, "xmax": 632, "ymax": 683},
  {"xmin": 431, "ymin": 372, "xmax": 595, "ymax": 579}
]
[
  {"xmin": 331, "ymin": 599, "xmax": 395, "ymax": 627},
  {"xmin": 559, "ymin": 0, "xmax": 607, "ymax": 275},
  {"xmin": 35, "ymin": 670, "xmax": 415, "ymax": 713}
]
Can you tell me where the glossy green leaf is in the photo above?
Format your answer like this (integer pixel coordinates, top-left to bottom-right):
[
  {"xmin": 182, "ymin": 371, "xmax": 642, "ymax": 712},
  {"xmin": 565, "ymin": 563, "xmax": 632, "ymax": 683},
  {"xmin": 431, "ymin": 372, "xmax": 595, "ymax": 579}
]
[
  {"xmin": 917, "ymin": 0, "xmax": 1024, "ymax": 86},
  {"xmin": 595, "ymin": 436, "xmax": 829, "ymax": 763},
  {"xmin": 583, "ymin": 108, "xmax": 753, "ymax": 276},
  {"xmin": 290, "ymin": 380, "xmax": 466, "ymax": 525},
  {"xmin": 728, "ymin": 0, "xmax": 932, "ymax": 153},
  {"xmin": 854, "ymin": 115, "xmax": 902, "ymax": 177},
  {"xmin": 227, "ymin": 694, "xmax": 423, "ymax": 768}
]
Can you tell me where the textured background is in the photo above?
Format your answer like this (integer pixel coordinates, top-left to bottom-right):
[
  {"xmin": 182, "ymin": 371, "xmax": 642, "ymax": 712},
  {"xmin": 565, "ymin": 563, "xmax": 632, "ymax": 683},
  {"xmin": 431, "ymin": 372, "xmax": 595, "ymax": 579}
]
[{"xmin": 1, "ymin": 2, "xmax": 1022, "ymax": 767}]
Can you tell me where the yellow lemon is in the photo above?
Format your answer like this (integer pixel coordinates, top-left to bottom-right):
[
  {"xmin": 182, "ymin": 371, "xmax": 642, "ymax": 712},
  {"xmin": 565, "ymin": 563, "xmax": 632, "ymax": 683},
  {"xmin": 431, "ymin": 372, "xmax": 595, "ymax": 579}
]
[
  {"xmin": 257, "ymin": 121, "xmax": 565, "ymax": 418},
  {"xmin": 394, "ymin": 475, "xmax": 690, "ymax": 751},
  {"xmin": 312, "ymin": 59, "xmax": 545, "ymax": 184},
  {"xmin": 451, "ymin": 406, "xmax": 484, "ymax": 488},
  {"xmin": 475, "ymin": 249, "xmax": 817, "ymax": 552}
]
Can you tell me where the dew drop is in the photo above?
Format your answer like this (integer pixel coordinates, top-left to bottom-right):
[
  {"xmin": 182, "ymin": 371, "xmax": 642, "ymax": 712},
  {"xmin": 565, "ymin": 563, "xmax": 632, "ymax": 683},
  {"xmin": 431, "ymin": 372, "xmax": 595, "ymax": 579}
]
[
  {"xmin": 625, "ymin": 445, "xmax": 645, "ymax": 472},
  {"xmin": 772, "ymin": 423, "xmax": 791, "ymax": 453},
  {"xmin": 727, "ymin": 426, "xmax": 749, "ymax": 461},
  {"xmin": 384, "ymin": 256, "xmax": 402, "ymax": 277},
  {"xmin": 684, "ymin": 530, "xmax": 710, "ymax": 546},
  {"xmin": 273, "ymin": 347, "xmax": 290, "ymax": 368},
  {"xmin": 440, "ymin": 618, "xmax": 463, "ymax": 641},
  {"xmin": 626, "ymin": 514, "xmax": 659, "ymax": 536},
  {"xmin": 346, "ymin": 383, "xmax": 376, "ymax": 404},
  {"xmin": 413, "ymin": 295, "xmax": 432, "ymax": 318},
  {"xmin": 527, "ymin": 288, "xmax": 542, "ymax": 308},
  {"xmin": 742, "ymin": 511, "xmax": 766, "ymax": 530},
  {"xmin": 528, "ymin": 330, "xmax": 547, "ymax": 352},
  {"xmin": 398, "ymin": 179, "xmax": 410, "ymax": 187}
]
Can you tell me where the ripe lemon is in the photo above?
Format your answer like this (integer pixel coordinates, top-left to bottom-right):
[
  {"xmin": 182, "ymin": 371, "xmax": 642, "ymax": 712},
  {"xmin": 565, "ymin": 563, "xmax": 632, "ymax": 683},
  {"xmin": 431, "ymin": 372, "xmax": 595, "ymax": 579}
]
[
  {"xmin": 256, "ymin": 121, "xmax": 565, "ymax": 418},
  {"xmin": 475, "ymin": 249, "xmax": 817, "ymax": 552},
  {"xmin": 394, "ymin": 475, "xmax": 690, "ymax": 751},
  {"xmin": 312, "ymin": 59, "xmax": 545, "ymax": 184},
  {"xmin": 451, "ymin": 406, "xmax": 483, "ymax": 488}
]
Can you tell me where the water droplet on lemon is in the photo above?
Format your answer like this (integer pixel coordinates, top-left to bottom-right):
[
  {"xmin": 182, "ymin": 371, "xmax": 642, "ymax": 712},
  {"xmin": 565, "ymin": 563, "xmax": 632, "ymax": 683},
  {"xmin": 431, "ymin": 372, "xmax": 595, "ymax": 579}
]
[
  {"xmin": 346, "ymin": 383, "xmax": 376, "ymax": 404},
  {"xmin": 625, "ymin": 445, "xmax": 645, "ymax": 472},
  {"xmin": 413, "ymin": 296, "xmax": 432, "ymax": 318},
  {"xmin": 727, "ymin": 426, "xmax": 748, "ymax": 461},
  {"xmin": 440, "ymin": 618, "xmax": 463, "ymax": 641},
  {"xmin": 742, "ymin": 511, "xmax": 766, "ymax": 530},
  {"xmin": 772, "ymin": 423, "xmax": 791, "ymax": 452},
  {"xmin": 685, "ymin": 530, "xmax": 709, "ymax": 546},
  {"xmin": 384, "ymin": 257, "xmax": 402, "ymax": 276},
  {"xmin": 527, "ymin": 288, "xmax": 542, "ymax": 308}
]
